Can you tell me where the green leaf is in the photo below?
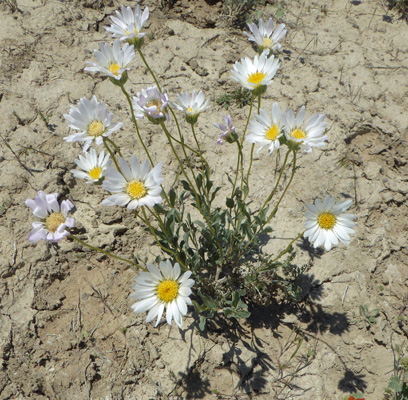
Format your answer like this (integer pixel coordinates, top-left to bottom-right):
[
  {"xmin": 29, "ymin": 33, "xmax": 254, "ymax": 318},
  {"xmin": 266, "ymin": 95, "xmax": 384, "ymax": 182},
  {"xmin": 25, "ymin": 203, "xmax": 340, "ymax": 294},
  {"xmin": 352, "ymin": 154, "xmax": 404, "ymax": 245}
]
[
  {"xmin": 199, "ymin": 316, "xmax": 206, "ymax": 331},
  {"xmin": 276, "ymin": 8, "xmax": 285, "ymax": 18},
  {"xmin": 236, "ymin": 309, "xmax": 251, "ymax": 318},
  {"xmin": 388, "ymin": 375, "xmax": 403, "ymax": 392},
  {"xmin": 226, "ymin": 198, "xmax": 234, "ymax": 208},
  {"xmin": 181, "ymin": 180, "xmax": 192, "ymax": 192},
  {"xmin": 232, "ymin": 291, "xmax": 240, "ymax": 308},
  {"xmin": 154, "ymin": 203, "xmax": 167, "ymax": 214},
  {"xmin": 199, "ymin": 291, "xmax": 218, "ymax": 309},
  {"xmin": 169, "ymin": 188, "xmax": 176, "ymax": 207}
]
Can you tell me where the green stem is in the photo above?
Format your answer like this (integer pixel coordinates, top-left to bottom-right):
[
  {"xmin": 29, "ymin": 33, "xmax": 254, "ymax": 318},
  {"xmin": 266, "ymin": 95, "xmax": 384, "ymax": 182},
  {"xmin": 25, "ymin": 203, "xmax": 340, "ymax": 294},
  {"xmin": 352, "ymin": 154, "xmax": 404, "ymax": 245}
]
[
  {"xmin": 105, "ymin": 137, "xmax": 122, "ymax": 157},
  {"xmin": 243, "ymin": 94, "xmax": 260, "ymax": 196},
  {"xmin": 69, "ymin": 234, "xmax": 145, "ymax": 271},
  {"xmin": 259, "ymin": 149, "xmax": 291, "ymax": 213},
  {"xmin": 138, "ymin": 48, "xmax": 161, "ymax": 92},
  {"xmin": 103, "ymin": 137, "xmax": 121, "ymax": 173},
  {"xmin": 160, "ymin": 122, "xmax": 200, "ymax": 203},
  {"xmin": 236, "ymin": 150, "xmax": 297, "ymax": 257},
  {"xmin": 167, "ymin": 107, "xmax": 199, "ymax": 155},
  {"xmin": 264, "ymin": 150, "xmax": 297, "ymax": 226},
  {"xmin": 119, "ymin": 83, "xmax": 170, "ymax": 205},
  {"xmin": 191, "ymin": 123, "xmax": 211, "ymax": 202},
  {"xmin": 191, "ymin": 123, "xmax": 208, "ymax": 175},
  {"xmin": 269, "ymin": 231, "xmax": 305, "ymax": 264},
  {"xmin": 119, "ymin": 84, "xmax": 154, "ymax": 168},
  {"xmin": 244, "ymin": 143, "xmax": 255, "ymax": 200},
  {"xmin": 233, "ymin": 94, "xmax": 255, "ymax": 194},
  {"xmin": 231, "ymin": 140, "xmax": 243, "ymax": 198},
  {"xmin": 140, "ymin": 207, "xmax": 184, "ymax": 267}
]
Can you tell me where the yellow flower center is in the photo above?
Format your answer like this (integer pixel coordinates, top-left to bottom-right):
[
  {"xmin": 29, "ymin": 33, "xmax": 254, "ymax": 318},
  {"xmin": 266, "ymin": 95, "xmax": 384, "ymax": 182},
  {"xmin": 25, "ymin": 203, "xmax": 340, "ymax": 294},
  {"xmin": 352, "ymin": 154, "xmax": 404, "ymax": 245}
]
[
  {"xmin": 265, "ymin": 124, "xmax": 279, "ymax": 140},
  {"xmin": 263, "ymin": 37, "xmax": 273, "ymax": 48},
  {"xmin": 147, "ymin": 99, "xmax": 162, "ymax": 109},
  {"xmin": 318, "ymin": 213, "xmax": 337, "ymax": 230},
  {"xmin": 186, "ymin": 106, "xmax": 194, "ymax": 114},
  {"xmin": 157, "ymin": 280, "xmax": 179, "ymax": 303},
  {"xmin": 87, "ymin": 121, "xmax": 105, "ymax": 137},
  {"xmin": 125, "ymin": 28, "xmax": 139, "ymax": 36},
  {"xmin": 291, "ymin": 128, "xmax": 306, "ymax": 140},
  {"xmin": 248, "ymin": 71, "xmax": 266, "ymax": 87},
  {"xmin": 45, "ymin": 212, "xmax": 66, "ymax": 233},
  {"xmin": 109, "ymin": 63, "xmax": 121, "ymax": 76},
  {"xmin": 126, "ymin": 180, "xmax": 147, "ymax": 200},
  {"xmin": 89, "ymin": 167, "xmax": 102, "ymax": 180}
]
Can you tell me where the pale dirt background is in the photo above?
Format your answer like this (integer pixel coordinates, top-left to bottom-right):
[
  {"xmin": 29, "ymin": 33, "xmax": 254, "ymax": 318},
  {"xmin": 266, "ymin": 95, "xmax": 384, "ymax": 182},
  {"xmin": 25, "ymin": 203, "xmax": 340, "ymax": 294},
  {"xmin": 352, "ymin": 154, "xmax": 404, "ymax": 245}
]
[{"xmin": 0, "ymin": 0, "xmax": 408, "ymax": 398}]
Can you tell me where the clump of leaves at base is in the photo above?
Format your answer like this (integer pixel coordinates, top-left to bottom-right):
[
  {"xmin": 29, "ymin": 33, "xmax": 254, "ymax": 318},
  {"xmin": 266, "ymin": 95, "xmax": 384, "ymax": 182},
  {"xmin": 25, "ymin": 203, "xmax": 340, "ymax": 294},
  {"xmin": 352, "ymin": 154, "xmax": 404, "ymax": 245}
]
[
  {"xmin": 386, "ymin": 0, "xmax": 408, "ymax": 20},
  {"xmin": 153, "ymin": 173, "xmax": 306, "ymax": 331},
  {"xmin": 223, "ymin": 0, "xmax": 261, "ymax": 27},
  {"xmin": 384, "ymin": 343, "xmax": 408, "ymax": 399},
  {"xmin": 216, "ymin": 88, "xmax": 252, "ymax": 109}
]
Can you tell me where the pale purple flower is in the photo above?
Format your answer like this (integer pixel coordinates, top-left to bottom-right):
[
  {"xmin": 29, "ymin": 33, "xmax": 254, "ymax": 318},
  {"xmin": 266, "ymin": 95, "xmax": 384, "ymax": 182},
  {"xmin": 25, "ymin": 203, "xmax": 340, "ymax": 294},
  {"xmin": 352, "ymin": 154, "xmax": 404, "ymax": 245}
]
[
  {"xmin": 26, "ymin": 191, "xmax": 75, "ymax": 243},
  {"xmin": 132, "ymin": 86, "xmax": 169, "ymax": 124},
  {"xmin": 214, "ymin": 115, "xmax": 236, "ymax": 145}
]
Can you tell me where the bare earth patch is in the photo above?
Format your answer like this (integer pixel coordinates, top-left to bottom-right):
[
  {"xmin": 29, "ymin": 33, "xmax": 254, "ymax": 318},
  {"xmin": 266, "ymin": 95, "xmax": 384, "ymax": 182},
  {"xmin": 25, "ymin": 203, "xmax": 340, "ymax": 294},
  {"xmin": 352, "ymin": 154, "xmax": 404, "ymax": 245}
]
[{"xmin": 0, "ymin": 0, "xmax": 408, "ymax": 399}]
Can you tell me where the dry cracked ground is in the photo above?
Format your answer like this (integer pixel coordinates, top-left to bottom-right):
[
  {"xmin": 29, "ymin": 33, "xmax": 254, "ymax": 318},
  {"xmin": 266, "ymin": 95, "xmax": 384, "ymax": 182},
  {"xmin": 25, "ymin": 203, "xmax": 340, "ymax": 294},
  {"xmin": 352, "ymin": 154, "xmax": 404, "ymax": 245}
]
[{"xmin": 0, "ymin": 0, "xmax": 408, "ymax": 399}]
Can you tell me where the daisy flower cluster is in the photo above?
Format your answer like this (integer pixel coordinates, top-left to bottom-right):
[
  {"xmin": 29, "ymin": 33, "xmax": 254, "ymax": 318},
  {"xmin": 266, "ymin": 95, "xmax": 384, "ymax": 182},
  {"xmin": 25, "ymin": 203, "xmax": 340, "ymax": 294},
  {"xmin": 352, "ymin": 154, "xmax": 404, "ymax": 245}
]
[
  {"xmin": 245, "ymin": 103, "xmax": 328, "ymax": 155},
  {"xmin": 25, "ymin": 8, "xmax": 357, "ymax": 332}
]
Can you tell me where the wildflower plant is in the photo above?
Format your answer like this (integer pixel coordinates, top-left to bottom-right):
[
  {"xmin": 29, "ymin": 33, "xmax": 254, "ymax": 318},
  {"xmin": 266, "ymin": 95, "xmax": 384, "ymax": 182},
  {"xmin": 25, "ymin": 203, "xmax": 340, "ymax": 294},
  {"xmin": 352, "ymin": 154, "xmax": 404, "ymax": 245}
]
[{"xmin": 26, "ymin": 11, "xmax": 357, "ymax": 330}]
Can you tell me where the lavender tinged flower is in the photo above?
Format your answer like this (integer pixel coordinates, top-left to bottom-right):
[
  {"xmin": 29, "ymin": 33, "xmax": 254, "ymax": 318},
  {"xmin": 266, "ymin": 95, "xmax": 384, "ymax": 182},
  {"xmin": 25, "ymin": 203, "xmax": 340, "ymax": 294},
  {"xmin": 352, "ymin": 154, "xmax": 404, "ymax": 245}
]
[
  {"xmin": 26, "ymin": 191, "xmax": 75, "ymax": 243},
  {"xmin": 214, "ymin": 115, "xmax": 237, "ymax": 145},
  {"xmin": 132, "ymin": 86, "xmax": 169, "ymax": 125}
]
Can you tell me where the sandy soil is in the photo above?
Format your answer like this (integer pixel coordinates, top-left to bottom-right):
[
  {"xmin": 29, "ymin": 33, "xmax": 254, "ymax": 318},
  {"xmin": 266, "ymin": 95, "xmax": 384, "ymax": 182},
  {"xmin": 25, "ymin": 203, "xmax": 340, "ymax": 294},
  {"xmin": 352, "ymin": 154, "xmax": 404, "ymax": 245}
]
[{"xmin": 1, "ymin": 0, "xmax": 408, "ymax": 398}]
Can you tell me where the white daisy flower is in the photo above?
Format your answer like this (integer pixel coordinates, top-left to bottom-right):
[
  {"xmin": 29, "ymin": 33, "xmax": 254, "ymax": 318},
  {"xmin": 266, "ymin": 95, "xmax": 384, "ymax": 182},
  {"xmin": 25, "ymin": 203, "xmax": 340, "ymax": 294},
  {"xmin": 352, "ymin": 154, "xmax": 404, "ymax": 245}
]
[
  {"xmin": 71, "ymin": 148, "xmax": 111, "ymax": 184},
  {"xmin": 283, "ymin": 106, "xmax": 328, "ymax": 153},
  {"xmin": 231, "ymin": 52, "xmax": 280, "ymax": 96},
  {"xmin": 244, "ymin": 18, "xmax": 287, "ymax": 54},
  {"xmin": 84, "ymin": 40, "xmax": 135, "ymax": 83},
  {"xmin": 130, "ymin": 260, "xmax": 195, "ymax": 329},
  {"xmin": 101, "ymin": 156, "xmax": 163, "ymax": 209},
  {"xmin": 304, "ymin": 195, "xmax": 356, "ymax": 251},
  {"xmin": 64, "ymin": 96, "xmax": 123, "ymax": 152},
  {"xmin": 173, "ymin": 90, "xmax": 210, "ymax": 125},
  {"xmin": 246, "ymin": 102, "xmax": 283, "ymax": 154},
  {"xmin": 26, "ymin": 191, "xmax": 75, "ymax": 243},
  {"xmin": 105, "ymin": 5, "xmax": 149, "ymax": 48},
  {"xmin": 214, "ymin": 115, "xmax": 237, "ymax": 145},
  {"xmin": 132, "ymin": 86, "xmax": 169, "ymax": 124}
]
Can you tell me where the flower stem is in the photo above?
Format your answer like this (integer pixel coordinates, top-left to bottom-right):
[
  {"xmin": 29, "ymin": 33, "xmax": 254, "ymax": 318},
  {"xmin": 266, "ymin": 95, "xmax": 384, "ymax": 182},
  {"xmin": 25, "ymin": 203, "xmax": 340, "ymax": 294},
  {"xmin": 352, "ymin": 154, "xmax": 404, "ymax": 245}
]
[
  {"xmin": 69, "ymin": 234, "xmax": 145, "ymax": 271},
  {"xmin": 160, "ymin": 122, "xmax": 200, "ymax": 203},
  {"xmin": 119, "ymin": 83, "xmax": 170, "ymax": 205},
  {"xmin": 137, "ymin": 48, "xmax": 161, "ymax": 92},
  {"xmin": 119, "ymin": 83, "xmax": 154, "ymax": 168},
  {"xmin": 264, "ymin": 150, "xmax": 297, "ymax": 226},
  {"xmin": 259, "ymin": 148, "xmax": 291, "ymax": 212},
  {"xmin": 231, "ymin": 95, "xmax": 255, "ymax": 197},
  {"xmin": 104, "ymin": 137, "xmax": 122, "ymax": 157},
  {"xmin": 140, "ymin": 207, "xmax": 185, "ymax": 267},
  {"xmin": 269, "ymin": 231, "xmax": 305, "ymax": 264},
  {"xmin": 103, "ymin": 137, "xmax": 121, "ymax": 173},
  {"xmin": 244, "ymin": 143, "xmax": 255, "ymax": 200}
]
